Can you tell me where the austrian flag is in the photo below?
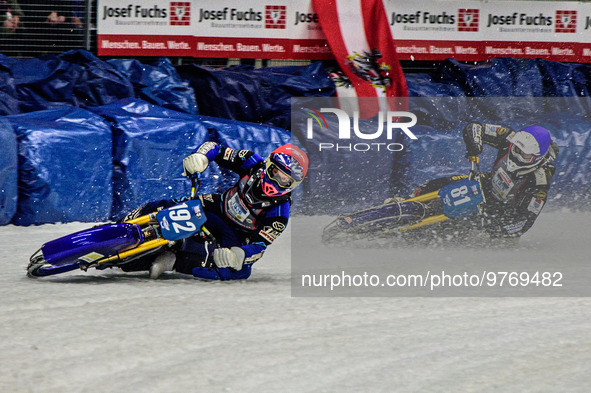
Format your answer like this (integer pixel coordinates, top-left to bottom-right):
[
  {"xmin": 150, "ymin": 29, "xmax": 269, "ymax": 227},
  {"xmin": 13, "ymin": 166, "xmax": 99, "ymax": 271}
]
[{"xmin": 312, "ymin": 0, "xmax": 408, "ymax": 118}]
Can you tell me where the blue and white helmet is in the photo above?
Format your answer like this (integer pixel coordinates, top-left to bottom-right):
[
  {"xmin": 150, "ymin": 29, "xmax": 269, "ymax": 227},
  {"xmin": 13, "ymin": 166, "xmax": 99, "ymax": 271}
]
[{"xmin": 506, "ymin": 125, "xmax": 551, "ymax": 175}]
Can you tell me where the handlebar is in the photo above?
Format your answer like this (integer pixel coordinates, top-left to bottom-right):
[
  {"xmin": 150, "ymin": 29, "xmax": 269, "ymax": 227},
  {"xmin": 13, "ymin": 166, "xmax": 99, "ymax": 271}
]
[
  {"xmin": 187, "ymin": 171, "xmax": 217, "ymax": 247},
  {"xmin": 467, "ymin": 155, "xmax": 487, "ymax": 206},
  {"xmin": 467, "ymin": 156, "xmax": 480, "ymax": 181},
  {"xmin": 189, "ymin": 172, "xmax": 202, "ymax": 200}
]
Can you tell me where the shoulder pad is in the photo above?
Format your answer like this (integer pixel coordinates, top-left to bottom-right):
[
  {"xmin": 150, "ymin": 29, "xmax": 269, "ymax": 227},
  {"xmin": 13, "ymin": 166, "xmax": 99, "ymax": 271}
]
[
  {"xmin": 547, "ymin": 141, "xmax": 559, "ymax": 163},
  {"xmin": 533, "ymin": 167, "xmax": 549, "ymax": 186}
]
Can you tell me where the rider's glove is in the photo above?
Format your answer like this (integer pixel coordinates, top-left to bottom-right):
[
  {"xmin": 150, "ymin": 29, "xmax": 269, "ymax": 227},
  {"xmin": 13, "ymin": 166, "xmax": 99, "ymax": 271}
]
[
  {"xmin": 213, "ymin": 247, "xmax": 245, "ymax": 271},
  {"xmin": 183, "ymin": 153, "xmax": 209, "ymax": 176},
  {"xmin": 463, "ymin": 122, "xmax": 484, "ymax": 158}
]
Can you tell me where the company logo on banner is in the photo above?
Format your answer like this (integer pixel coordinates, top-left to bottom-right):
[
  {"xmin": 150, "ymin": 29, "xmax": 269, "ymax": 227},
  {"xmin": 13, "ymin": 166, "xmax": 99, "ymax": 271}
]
[
  {"xmin": 170, "ymin": 2, "xmax": 191, "ymax": 26},
  {"xmin": 458, "ymin": 9, "xmax": 479, "ymax": 32},
  {"xmin": 265, "ymin": 5, "xmax": 287, "ymax": 29},
  {"xmin": 556, "ymin": 10, "xmax": 577, "ymax": 33}
]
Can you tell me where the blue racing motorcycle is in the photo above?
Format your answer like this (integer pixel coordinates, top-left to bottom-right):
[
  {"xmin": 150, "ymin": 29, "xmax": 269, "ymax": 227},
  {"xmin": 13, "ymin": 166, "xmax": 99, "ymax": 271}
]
[
  {"xmin": 27, "ymin": 175, "xmax": 213, "ymax": 278},
  {"xmin": 322, "ymin": 158, "xmax": 486, "ymax": 244}
]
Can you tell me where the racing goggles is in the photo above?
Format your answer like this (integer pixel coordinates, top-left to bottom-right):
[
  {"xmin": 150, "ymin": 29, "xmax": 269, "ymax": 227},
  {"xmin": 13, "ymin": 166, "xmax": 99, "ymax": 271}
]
[
  {"xmin": 265, "ymin": 162, "xmax": 301, "ymax": 190},
  {"xmin": 510, "ymin": 143, "xmax": 536, "ymax": 164}
]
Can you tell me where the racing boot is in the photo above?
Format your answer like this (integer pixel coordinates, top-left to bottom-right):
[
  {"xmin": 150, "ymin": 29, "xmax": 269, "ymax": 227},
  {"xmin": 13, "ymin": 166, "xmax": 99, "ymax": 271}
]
[{"xmin": 149, "ymin": 251, "xmax": 177, "ymax": 279}]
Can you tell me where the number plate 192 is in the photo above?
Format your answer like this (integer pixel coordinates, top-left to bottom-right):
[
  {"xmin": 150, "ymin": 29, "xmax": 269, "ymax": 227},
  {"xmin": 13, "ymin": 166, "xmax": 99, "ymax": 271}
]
[{"xmin": 156, "ymin": 199, "xmax": 208, "ymax": 241}]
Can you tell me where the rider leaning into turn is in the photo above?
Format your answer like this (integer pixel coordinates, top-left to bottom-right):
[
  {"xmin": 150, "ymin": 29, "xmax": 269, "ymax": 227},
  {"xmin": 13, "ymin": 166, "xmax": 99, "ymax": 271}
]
[
  {"xmin": 406, "ymin": 122, "xmax": 559, "ymax": 239},
  {"xmin": 120, "ymin": 142, "xmax": 309, "ymax": 280}
]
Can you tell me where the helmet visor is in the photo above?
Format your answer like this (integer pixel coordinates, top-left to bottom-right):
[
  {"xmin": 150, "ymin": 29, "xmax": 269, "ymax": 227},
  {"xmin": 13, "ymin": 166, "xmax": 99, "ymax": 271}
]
[
  {"xmin": 266, "ymin": 163, "xmax": 299, "ymax": 188},
  {"xmin": 510, "ymin": 143, "xmax": 535, "ymax": 164}
]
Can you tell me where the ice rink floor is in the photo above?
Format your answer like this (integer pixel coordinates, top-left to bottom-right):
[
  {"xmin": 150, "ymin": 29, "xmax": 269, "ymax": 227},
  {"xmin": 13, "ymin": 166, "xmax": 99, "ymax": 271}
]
[{"xmin": 1, "ymin": 211, "xmax": 590, "ymax": 392}]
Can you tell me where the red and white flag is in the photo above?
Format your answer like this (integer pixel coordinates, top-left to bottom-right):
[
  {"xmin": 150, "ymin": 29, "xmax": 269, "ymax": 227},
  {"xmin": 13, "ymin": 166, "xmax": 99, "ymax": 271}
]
[{"xmin": 313, "ymin": 0, "xmax": 408, "ymax": 118}]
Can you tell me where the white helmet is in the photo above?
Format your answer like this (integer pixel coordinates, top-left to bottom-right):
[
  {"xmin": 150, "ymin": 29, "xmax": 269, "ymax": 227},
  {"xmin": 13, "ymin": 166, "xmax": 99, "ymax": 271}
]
[{"xmin": 506, "ymin": 125, "xmax": 551, "ymax": 175}]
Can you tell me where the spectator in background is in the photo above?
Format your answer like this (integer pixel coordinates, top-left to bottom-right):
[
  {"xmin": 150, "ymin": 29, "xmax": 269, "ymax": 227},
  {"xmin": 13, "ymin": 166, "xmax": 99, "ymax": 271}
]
[
  {"xmin": 0, "ymin": 0, "xmax": 24, "ymax": 56},
  {"xmin": 21, "ymin": 0, "xmax": 84, "ymax": 56}
]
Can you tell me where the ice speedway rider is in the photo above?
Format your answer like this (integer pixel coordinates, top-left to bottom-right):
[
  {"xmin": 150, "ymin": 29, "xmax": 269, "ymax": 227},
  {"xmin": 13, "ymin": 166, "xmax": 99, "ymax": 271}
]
[
  {"xmin": 388, "ymin": 122, "xmax": 559, "ymax": 240},
  {"xmin": 120, "ymin": 142, "xmax": 309, "ymax": 280}
]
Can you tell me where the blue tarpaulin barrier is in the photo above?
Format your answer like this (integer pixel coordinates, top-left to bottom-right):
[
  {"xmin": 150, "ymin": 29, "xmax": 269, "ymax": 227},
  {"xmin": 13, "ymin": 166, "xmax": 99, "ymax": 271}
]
[
  {"xmin": 250, "ymin": 62, "xmax": 336, "ymax": 128},
  {"xmin": 88, "ymin": 99, "xmax": 209, "ymax": 219},
  {"xmin": 2, "ymin": 54, "xmax": 591, "ymax": 224},
  {"xmin": 0, "ymin": 50, "xmax": 199, "ymax": 117},
  {"xmin": 0, "ymin": 51, "xmax": 135, "ymax": 114},
  {"xmin": 177, "ymin": 62, "xmax": 335, "ymax": 128},
  {"xmin": 435, "ymin": 58, "xmax": 546, "ymax": 97},
  {"xmin": 0, "ymin": 55, "xmax": 86, "ymax": 113},
  {"xmin": 176, "ymin": 64, "xmax": 271, "ymax": 124},
  {"xmin": 0, "ymin": 57, "xmax": 20, "ymax": 116},
  {"xmin": 6, "ymin": 107, "xmax": 113, "ymax": 225},
  {"xmin": 56, "ymin": 50, "xmax": 137, "ymax": 108},
  {"xmin": 88, "ymin": 98, "xmax": 292, "ymax": 219},
  {"xmin": 107, "ymin": 57, "xmax": 198, "ymax": 115},
  {"xmin": 0, "ymin": 118, "xmax": 17, "ymax": 224}
]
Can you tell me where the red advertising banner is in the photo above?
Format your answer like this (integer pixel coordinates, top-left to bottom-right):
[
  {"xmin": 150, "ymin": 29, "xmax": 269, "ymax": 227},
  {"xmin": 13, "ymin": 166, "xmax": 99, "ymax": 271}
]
[
  {"xmin": 97, "ymin": 0, "xmax": 591, "ymax": 63},
  {"xmin": 189, "ymin": 37, "xmax": 332, "ymax": 60},
  {"xmin": 394, "ymin": 40, "xmax": 581, "ymax": 62},
  {"xmin": 99, "ymin": 35, "xmax": 195, "ymax": 57}
]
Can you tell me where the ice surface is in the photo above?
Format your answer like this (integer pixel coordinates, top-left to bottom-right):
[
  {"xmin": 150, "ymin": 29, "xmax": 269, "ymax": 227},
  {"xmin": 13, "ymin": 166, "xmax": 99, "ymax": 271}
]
[{"xmin": 1, "ymin": 212, "xmax": 591, "ymax": 392}]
